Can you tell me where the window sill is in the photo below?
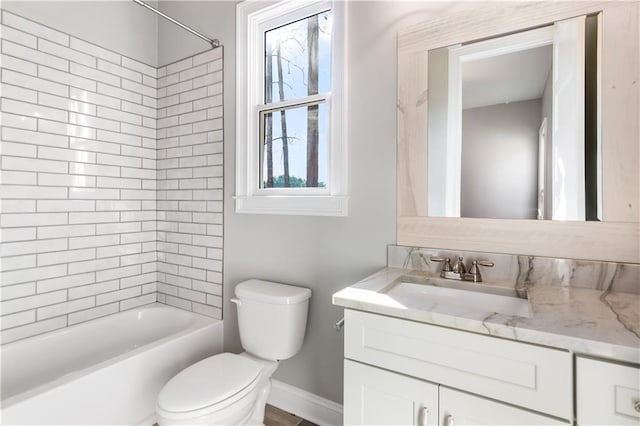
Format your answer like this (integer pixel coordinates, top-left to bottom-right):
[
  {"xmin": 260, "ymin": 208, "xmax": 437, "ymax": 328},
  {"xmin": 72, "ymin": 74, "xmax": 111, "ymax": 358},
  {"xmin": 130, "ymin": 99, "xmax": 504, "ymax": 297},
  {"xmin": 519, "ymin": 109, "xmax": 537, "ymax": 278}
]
[{"xmin": 234, "ymin": 195, "xmax": 349, "ymax": 216}]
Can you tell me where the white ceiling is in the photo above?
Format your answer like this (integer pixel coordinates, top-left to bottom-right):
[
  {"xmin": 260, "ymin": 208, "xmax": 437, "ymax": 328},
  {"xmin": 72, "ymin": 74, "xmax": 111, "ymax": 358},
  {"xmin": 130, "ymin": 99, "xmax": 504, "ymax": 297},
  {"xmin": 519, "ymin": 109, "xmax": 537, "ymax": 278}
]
[{"xmin": 462, "ymin": 45, "xmax": 553, "ymax": 110}]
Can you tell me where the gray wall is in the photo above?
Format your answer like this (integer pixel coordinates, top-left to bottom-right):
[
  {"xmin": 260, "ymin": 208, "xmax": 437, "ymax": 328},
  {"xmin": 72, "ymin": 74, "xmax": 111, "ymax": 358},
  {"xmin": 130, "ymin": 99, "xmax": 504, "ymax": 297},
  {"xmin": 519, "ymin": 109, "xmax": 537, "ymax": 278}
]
[
  {"xmin": 461, "ymin": 99, "xmax": 541, "ymax": 219},
  {"xmin": 1, "ymin": 1, "xmax": 158, "ymax": 65},
  {"xmin": 157, "ymin": 1, "xmax": 238, "ymax": 67},
  {"xmin": 156, "ymin": 1, "xmax": 449, "ymax": 403}
]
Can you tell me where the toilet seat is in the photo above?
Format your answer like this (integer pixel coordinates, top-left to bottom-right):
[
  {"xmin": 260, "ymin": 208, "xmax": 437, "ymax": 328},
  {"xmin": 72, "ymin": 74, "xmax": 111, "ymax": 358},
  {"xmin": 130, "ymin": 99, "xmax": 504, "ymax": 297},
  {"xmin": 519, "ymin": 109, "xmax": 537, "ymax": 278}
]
[{"xmin": 157, "ymin": 353, "xmax": 262, "ymax": 420}]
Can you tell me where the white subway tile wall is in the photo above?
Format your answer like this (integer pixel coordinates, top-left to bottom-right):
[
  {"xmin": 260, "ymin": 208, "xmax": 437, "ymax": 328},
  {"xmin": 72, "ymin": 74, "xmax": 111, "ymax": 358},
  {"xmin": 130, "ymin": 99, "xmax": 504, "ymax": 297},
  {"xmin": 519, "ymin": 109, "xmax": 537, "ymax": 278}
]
[
  {"xmin": 0, "ymin": 10, "xmax": 224, "ymax": 344},
  {"xmin": 156, "ymin": 48, "xmax": 223, "ymax": 319}
]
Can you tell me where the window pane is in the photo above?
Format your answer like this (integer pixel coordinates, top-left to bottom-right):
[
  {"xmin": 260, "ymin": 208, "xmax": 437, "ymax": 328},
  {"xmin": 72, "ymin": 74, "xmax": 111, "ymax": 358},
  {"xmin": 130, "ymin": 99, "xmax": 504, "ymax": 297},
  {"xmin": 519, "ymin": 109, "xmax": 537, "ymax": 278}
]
[
  {"xmin": 264, "ymin": 10, "xmax": 332, "ymax": 104},
  {"xmin": 260, "ymin": 103, "xmax": 328, "ymax": 188}
]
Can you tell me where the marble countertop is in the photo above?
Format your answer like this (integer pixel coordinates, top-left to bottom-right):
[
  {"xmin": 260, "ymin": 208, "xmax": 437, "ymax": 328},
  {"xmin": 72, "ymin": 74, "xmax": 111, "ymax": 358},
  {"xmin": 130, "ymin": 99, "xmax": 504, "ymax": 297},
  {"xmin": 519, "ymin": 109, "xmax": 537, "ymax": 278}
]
[{"xmin": 332, "ymin": 268, "xmax": 640, "ymax": 364}]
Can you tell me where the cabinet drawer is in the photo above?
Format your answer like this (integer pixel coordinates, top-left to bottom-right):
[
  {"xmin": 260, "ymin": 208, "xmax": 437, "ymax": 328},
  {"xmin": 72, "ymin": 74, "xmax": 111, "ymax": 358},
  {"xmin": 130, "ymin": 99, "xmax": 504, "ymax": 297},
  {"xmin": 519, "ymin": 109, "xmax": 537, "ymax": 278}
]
[
  {"xmin": 344, "ymin": 309, "xmax": 572, "ymax": 420},
  {"xmin": 576, "ymin": 356, "xmax": 640, "ymax": 425}
]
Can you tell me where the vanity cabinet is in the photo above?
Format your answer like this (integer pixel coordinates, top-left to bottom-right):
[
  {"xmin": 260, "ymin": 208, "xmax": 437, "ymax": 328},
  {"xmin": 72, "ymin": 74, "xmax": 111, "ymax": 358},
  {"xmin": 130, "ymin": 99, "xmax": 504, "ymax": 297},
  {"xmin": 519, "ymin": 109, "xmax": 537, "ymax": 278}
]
[
  {"xmin": 576, "ymin": 356, "xmax": 640, "ymax": 425},
  {"xmin": 343, "ymin": 310, "xmax": 572, "ymax": 425}
]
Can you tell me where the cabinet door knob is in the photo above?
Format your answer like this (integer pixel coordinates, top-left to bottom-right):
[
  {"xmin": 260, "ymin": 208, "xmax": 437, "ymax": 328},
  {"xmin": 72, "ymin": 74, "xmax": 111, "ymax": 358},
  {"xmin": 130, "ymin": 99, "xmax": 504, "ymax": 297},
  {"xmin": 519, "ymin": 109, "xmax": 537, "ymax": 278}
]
[
  {"xmin": 446, "ymin": 414, "xmax": 454, "ymax": 426},
  {"xmin": 419, "ymin": 406, "xmax": 429, "ymax": 426},
  {"xmin": 634, "ymin": 400, "xmax": 640, "ymax": 413}
]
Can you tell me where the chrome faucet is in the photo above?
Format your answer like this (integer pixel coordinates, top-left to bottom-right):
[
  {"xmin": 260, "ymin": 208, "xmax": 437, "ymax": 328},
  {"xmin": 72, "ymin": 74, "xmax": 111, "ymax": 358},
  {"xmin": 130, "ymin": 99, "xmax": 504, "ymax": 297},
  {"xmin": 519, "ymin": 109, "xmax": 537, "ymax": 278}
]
[{"xmin": 431, "ymin": 256, "xmax": 494, "ymax": 282}]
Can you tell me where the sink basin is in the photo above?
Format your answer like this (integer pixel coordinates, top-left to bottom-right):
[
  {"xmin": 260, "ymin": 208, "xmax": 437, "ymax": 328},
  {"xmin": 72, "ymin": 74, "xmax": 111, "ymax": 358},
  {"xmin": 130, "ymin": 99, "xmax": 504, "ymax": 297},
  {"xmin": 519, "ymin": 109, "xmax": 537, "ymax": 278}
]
[{"xmin": 381, "ymin": 279, "xmax": 531, "ymax": 319}]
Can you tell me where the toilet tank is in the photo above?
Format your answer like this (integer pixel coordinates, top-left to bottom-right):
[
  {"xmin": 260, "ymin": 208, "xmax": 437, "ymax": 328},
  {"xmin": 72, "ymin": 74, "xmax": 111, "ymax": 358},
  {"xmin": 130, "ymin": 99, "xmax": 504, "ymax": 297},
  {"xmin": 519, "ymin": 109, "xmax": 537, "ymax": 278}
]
[{"xmin": 234, "ymin": 280, "xmax": 311, "ymax": 361}]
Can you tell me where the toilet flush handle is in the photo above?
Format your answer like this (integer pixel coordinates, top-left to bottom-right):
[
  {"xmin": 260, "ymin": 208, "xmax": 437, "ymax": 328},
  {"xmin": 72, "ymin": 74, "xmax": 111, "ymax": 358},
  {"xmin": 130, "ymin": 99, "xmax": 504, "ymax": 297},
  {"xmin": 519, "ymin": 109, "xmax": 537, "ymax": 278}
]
[{"xmin": 230, "ymin": 298, "xmax": 242, "ymax": 306}]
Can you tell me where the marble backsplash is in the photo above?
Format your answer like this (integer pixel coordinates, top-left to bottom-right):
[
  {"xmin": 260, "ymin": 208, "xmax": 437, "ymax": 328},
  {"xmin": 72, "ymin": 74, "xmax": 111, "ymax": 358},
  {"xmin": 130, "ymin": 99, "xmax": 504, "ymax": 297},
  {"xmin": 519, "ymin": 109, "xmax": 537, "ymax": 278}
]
[{"xmin": 388, "ymin": 245, "xmax": 640, "ymax": 295}]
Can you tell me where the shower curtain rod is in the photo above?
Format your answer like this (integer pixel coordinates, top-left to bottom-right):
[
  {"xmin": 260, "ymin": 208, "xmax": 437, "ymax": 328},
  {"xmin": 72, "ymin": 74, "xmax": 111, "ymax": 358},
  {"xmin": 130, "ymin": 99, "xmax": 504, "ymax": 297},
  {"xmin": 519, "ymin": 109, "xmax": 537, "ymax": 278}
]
[{"xmin": 132, "ymin": 0, "xmax": 220, "ymax": 48}]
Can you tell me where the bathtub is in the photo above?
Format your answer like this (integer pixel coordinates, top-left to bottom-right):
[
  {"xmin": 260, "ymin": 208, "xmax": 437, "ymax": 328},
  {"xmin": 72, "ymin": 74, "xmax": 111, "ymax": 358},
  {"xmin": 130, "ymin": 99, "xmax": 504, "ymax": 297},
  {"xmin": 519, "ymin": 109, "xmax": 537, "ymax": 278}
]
[{"xmin": 1, "ymin": 303, "xmax": 223, "ymax": 425}]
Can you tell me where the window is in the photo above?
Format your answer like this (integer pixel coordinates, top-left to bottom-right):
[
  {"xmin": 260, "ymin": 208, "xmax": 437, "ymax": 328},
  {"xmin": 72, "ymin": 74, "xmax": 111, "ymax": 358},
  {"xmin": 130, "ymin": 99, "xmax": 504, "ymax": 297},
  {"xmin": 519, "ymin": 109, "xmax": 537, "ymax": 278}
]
[{"xmin": 236, "ymin": 0, "xmax": 347, "ymax": 216}]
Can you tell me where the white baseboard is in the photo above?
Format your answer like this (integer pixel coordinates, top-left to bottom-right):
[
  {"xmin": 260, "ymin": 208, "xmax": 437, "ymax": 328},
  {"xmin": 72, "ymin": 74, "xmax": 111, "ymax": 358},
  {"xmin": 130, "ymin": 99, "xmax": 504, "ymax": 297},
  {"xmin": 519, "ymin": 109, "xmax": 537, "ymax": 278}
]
[{"xmin": 267, "ymin": 379, "xmax": 343, "ymax": 426}]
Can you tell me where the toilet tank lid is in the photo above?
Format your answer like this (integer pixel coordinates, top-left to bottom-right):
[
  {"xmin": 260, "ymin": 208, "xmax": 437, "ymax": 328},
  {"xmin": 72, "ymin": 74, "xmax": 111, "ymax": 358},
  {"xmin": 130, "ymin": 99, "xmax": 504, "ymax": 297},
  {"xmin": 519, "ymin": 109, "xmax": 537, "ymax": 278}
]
[{"xmin": 235, "ymin": 280, "xmax": 311, "ymax": 305}]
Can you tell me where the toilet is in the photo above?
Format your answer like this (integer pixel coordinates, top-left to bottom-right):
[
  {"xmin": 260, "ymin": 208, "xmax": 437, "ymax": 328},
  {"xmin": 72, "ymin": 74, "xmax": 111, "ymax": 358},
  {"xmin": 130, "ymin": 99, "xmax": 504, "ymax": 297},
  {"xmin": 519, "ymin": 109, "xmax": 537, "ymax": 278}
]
[{"xmin": 156, "ymin": 279, "xmax": 312, "ymax": 425}]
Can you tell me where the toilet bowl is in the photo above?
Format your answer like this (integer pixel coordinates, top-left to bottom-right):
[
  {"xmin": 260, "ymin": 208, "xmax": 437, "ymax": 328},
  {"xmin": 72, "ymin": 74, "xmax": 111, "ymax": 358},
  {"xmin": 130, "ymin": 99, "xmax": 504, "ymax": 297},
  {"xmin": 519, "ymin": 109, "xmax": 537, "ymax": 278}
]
[
  {"xmin": 156, "ymin": 280, "xmax": 311, "ymax": 425},
  {"xmin": 156, "ymin": 353, "xmax": 271, "ymax": 425}
]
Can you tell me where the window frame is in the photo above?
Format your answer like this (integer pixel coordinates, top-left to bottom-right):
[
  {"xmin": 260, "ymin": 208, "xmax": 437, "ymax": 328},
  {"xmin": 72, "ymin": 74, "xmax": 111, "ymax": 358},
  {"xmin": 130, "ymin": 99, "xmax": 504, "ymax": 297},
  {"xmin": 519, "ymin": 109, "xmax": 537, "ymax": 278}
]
[{"xmin": 236, "ymin": 0, "xmax": 348, "ymax": 216}]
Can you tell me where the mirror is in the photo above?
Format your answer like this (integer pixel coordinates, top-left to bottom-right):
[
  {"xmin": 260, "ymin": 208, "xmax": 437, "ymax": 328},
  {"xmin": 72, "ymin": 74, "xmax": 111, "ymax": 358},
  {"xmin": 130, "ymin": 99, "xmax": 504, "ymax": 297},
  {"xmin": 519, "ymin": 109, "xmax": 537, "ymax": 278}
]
[
  {"xmin": 396, "ymin": 2, "xmax": 639, "ymax": 263},
  {"xmin": 427, "ymin": 17, "xmax": 601, "ymax": 221}
]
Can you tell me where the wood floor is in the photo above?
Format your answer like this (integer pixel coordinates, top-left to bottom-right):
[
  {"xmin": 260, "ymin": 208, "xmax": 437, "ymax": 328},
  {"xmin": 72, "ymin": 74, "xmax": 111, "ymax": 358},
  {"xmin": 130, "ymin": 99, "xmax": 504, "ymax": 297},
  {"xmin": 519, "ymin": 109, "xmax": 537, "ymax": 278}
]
[{"xmin": 264, "ymin": 404, "xmax": 317, "ymax": 426}]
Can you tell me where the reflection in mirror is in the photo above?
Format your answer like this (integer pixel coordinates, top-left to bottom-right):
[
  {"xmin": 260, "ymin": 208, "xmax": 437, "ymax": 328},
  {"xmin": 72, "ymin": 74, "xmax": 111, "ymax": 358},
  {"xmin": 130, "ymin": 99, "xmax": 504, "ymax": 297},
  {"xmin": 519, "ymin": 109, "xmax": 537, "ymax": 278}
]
[{"xmin": 427, "ymin": 16, "xmax": 600, "ymax": 221}]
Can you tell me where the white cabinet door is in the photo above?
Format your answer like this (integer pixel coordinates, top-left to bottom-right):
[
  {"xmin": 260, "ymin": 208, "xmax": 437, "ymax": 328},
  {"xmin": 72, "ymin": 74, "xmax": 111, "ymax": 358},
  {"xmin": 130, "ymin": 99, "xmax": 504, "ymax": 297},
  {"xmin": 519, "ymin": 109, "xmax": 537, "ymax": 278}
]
[
  {"xmin": 344, "ymin": 360, "xmax": 439, "ymax": 426},
  {"xmin": 576, "ymin": 357, "xmax": 640, "ymax": 425},
  {"xmin": 439, "ymin": 387, "xmax": 570, "ymax": 426}
]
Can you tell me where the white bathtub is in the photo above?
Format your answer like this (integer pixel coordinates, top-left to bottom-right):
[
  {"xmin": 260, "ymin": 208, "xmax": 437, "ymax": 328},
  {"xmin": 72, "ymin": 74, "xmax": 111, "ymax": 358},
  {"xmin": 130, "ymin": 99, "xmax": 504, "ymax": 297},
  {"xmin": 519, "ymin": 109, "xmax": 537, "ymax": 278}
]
[{"xmin": 0, "ymin": 303, "xmax": 223, "ymax": 425}]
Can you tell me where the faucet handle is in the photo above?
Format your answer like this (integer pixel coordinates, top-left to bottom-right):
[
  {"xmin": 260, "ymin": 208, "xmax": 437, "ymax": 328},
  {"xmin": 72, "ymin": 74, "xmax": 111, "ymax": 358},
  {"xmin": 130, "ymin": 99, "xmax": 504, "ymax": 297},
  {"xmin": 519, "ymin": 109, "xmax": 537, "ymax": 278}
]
[
  {"xmin": 467, "ymin": 260, "xmax": 494, "ymax": 282},
  {"xmin": 430, "ymin": 256, "xmax": 452, "ymax": 272}
]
